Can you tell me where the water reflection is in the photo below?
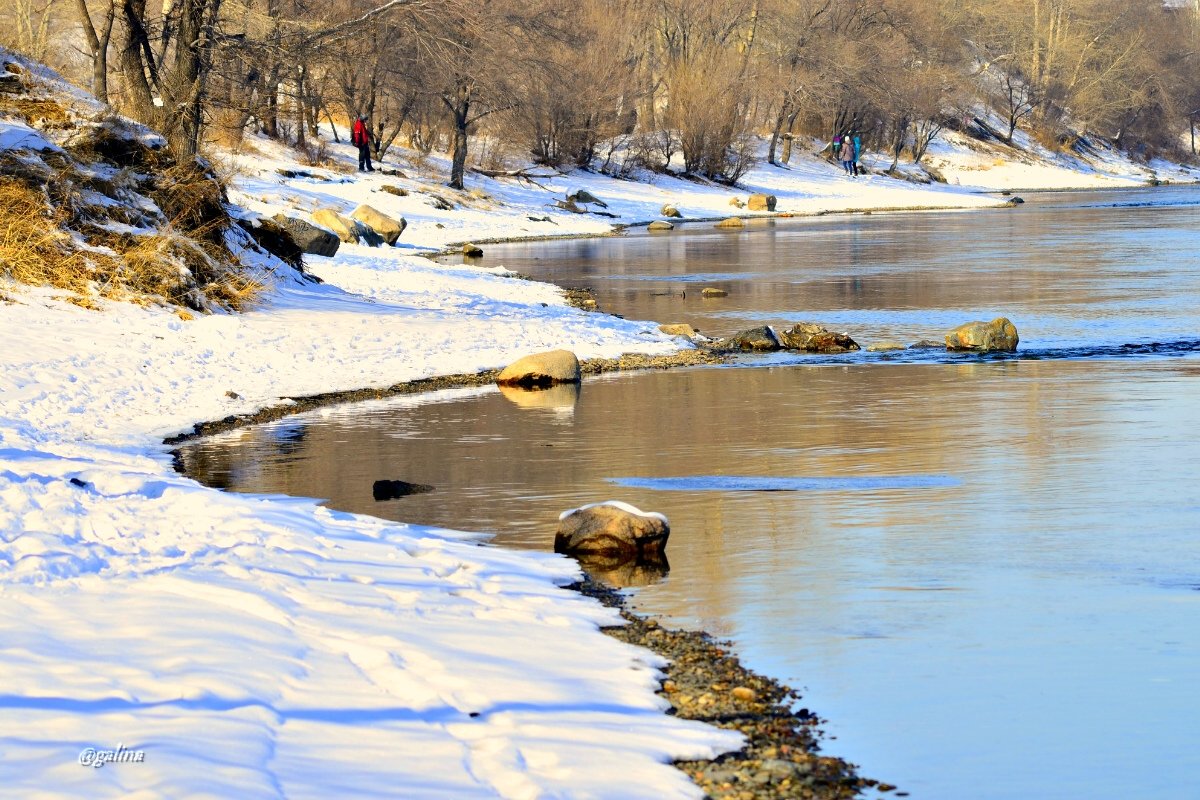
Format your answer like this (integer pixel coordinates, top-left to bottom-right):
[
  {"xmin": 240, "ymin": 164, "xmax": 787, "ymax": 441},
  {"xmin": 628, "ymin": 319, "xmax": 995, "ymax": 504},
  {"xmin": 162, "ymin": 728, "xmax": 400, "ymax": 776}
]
[{"xmin": 176, "ymin": 359, "xmax": 1200, "ymax": 800}]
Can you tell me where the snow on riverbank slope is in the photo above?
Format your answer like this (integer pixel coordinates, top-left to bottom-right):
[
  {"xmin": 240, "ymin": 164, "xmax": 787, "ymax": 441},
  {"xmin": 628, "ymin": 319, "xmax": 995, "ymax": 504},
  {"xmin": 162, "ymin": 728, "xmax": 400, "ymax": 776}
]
[
  {"xmin": 0, "ymin": 261, "xmax": 735, "ymax": 797},
  {"xmin": 225, "ymin": 131, "xmax": 1009, "ymax": 253}
]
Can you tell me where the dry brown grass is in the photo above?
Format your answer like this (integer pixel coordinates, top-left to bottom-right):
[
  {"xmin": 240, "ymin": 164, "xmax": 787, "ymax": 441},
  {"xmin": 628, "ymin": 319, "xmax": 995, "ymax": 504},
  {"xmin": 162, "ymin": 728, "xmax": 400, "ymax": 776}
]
[
  {"xmin": 1, "ymin": 174, "xmax": 264, "ymax": 311},
  {"xmin": 0, "ymin": 178, "xmax": 89, "ymax": 291},
  {"xmin": 0, "ymin": 95, "xmax": 71, "ymax": 129}
]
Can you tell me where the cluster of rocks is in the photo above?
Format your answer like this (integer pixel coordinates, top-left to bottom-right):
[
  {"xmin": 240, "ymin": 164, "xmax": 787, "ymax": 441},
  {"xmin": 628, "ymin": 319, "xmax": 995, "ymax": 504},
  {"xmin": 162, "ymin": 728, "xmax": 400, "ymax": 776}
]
[
  {"xmin": 655, "ymin": 317, "xmax": 1021, "ymax": 355},
  {"xmin": 268, "ymin": 204, "xmax": 408, "ymax": 259}
]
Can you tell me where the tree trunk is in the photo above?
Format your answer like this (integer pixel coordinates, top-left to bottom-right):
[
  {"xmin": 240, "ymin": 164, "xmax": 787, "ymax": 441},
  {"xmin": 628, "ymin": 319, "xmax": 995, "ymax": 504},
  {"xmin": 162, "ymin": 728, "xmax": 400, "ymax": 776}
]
[
  {"xmin": 165, "ymin": 0, "xmax": 217, "ymax": 158},
  {"xmin": 119, "ymin": 0, "xmax": 158, "ymax": 125},
  {"xmin": 445, "ymin": 81, "xmax": 471, "ymax": 190},
  {"xmin": 75, "ymin": 0, "xmax": 116, "ymax": 105},
  {"xmin": 767, "ymin": 100, "xmax": 788, "ymax": 165},
  {"xmin": 780, "ymin": 110, "xmax": 799, "ymax": 164}
]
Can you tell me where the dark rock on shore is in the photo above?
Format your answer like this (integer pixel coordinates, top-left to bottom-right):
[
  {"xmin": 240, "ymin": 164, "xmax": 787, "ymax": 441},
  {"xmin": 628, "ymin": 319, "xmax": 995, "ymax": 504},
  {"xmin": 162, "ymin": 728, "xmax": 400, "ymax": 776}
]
[
  {"xmin": 270, "ymin": 214, "xmax": 340, "ymax": 258},
  {"xmin": 238, "ymin": 216, "xmax": 304, "ymax": 269}
]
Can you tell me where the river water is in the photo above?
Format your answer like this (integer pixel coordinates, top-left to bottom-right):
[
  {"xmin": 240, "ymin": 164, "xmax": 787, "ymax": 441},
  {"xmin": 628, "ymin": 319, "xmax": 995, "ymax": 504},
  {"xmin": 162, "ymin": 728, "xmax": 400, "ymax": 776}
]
[{"xmin": 177, "ymin": 187, "xmax": 1200, "ymax": 799}]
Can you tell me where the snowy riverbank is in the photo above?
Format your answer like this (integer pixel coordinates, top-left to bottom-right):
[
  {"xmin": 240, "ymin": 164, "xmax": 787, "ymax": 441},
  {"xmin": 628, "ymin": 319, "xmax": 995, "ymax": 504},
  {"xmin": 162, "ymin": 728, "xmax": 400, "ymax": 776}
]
[{"xmin": 4, "ymin": 68, "xmax": 1197, "ymax": 795}]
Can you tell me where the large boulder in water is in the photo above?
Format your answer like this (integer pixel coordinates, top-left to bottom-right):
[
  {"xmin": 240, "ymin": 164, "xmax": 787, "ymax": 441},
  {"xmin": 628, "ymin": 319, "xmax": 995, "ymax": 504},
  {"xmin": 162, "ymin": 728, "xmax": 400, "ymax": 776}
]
[
  {"xmin": 720, "ymin": 326, "xmax": 781, "ymax": 352},
  {"xmin": 778, "ymin": 322, "xmax": 860, "ymax": 353},
  {"xmin": 945, "ymin": 317, "xmax": 1019, "ymax": 352},
  {"xmin": 555, "ymin": 502, "xmax": 669, "ymax": 560},
  {"xmin": 496, "ymin": 349, "xmax": 581, "ymax": 388},
  {"xmin": 351, "ymin": 204, "xmax": 406, "ymax": 245}
]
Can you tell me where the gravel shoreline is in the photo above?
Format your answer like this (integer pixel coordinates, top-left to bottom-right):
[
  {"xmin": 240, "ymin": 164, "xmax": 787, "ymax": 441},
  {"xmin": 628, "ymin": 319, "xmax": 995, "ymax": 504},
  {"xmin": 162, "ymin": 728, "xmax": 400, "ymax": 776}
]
[
  {"xmin": 163, "ymin": 347, "xmax": 724, "ymax": 444},
  {"xmin": 574, "ymin": 577, "xmax": 897, "ymax": 799}
]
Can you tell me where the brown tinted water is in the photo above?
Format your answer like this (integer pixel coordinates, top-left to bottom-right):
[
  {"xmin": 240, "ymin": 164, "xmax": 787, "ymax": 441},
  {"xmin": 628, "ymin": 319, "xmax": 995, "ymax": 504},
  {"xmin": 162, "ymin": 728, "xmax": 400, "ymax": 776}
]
[{"xmin": 177, "ymin": 188, "xmax": 1200, "ymax": 799}]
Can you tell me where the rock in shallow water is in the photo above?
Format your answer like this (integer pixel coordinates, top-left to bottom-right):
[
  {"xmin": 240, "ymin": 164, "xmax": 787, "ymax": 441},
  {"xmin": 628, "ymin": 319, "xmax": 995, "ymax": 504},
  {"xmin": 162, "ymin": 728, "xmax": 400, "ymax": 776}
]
[
  {"xmin": 945, "ymin": 317, "xmax": 1019, "ymax": 352},
  {"xmin": 777, "ymin": 323, "xmax": 859, "ymax": 353},
  {"xmin": 372, "ymin": 479, "xmax": 435, "ymax": 501},
  {"xmin": 555, "ymin": 501, "xmax": 669, "ymax": 560},
  {"xmin": 720, "ymin": 326, "xmax": 781, "ymax": 352},
  {"xmin": 496, "ymin": 349, "xmax": 581, "ymax": 388}
]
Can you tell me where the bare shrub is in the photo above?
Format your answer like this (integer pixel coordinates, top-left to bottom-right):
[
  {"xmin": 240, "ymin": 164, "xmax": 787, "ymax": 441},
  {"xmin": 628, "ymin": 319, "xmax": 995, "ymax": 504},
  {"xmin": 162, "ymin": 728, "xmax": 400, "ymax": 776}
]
[
  {"xmin": 664, "ymin": 54, "xmax": 756, "ymax": 182},
  {"xmin": 297, "ymin": 138, "xmax": 330, "ymax": 167}
]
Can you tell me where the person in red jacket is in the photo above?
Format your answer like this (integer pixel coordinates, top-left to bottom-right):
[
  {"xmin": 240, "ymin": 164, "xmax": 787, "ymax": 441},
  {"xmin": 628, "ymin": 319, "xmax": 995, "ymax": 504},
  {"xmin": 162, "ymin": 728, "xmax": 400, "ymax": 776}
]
[{"xmin": 351, "ymin": 114, "xmax": 373, "ymax": 172}]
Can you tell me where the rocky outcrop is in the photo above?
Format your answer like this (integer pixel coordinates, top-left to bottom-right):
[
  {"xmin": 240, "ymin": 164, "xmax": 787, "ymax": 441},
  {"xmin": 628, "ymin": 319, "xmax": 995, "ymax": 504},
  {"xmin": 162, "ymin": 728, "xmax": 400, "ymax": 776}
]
[
  {"xmin": 648, "ymin": 220, "xmax": 674, "ymax": 231},
  {"xmin": 658, "ymin": 323, "xmax": 698, "ymax": 337},
  {"xmin": 721, "ymin": 326, "xmax": 781, "ymax": 352},
  {"xmin": 270, "ymin": 214, "xmax": 340, "ymax": 257},
  {"xmin": 351, "ymin": 204, "xmax": 406, "ymax": 245},
  {"xmin": 715, "ymin": 217, "xmax": 745, "ymax": 228},
  {"xmin": 777, "ymin": 323, "xmax": 860, "ymax": 353},
  {"xmin": 661, "ymin": 204, "xmax": 683, "ymax": 218},
  {"xmin": 908, "ymin": 339, "xmax": 945, "ymax": 350},
  {"xmin": 462, "ymin": 243, "xmax": 484, "ymax": 257},
  {"xmin": 747, "ymin": 194, "xmax": 777, "ymax": 212},
  {"xmin": 945, "ymin": 317, "xmax": 1019, "ymax": 352},
  {"xmin": 496, "ymin": 349, "xmax": 581, "ymax": 388},
  {"xmin": 729, "ymin": 197, "xmax": 746, "ymax": 208},
  {"xmin": 238, "ymin": 216, "xmax": 303, "ymax": 268},
  {"xmin": 555, "ymin": 502, "xmax": 669, "ymax": 560},
  {"xmin": 700, "ymin": 287, "xmax": 728, "ymax": 297},
  {"xmin": 312, "ymin": 208, "xmax": 381, "ymax": 245},
  {"xmin": 867, "ymin": 340, "xmax": 906, "ymax": 352}
]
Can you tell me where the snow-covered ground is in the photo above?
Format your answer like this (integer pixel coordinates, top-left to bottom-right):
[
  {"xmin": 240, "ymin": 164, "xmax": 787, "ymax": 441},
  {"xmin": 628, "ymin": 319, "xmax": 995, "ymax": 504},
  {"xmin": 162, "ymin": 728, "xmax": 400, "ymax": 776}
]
[{"xmin": 4, "ymin": 48, "xmax": 1198, "ymax": 797}]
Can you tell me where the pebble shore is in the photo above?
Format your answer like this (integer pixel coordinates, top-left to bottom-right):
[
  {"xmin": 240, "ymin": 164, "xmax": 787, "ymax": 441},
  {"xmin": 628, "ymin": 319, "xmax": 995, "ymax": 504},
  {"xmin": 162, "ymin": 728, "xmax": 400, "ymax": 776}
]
[{"xmin": 573, "ymin": 578, "xmax": 901, "ymax": 799}]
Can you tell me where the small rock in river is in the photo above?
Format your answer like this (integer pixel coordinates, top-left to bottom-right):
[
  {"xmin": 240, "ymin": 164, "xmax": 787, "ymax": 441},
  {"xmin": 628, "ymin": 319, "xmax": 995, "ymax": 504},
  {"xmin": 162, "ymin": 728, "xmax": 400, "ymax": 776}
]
[{"xmin": 372, "ymin": 479, "xmax": 435, "ymax": 501}]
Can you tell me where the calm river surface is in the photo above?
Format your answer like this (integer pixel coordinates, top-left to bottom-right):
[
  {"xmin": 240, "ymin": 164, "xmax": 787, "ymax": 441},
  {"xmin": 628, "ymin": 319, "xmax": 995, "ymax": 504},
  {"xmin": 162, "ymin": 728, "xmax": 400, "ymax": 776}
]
[{"xmin": 178, "ymin": 187, "xmax": 1200, "ymax": 799}]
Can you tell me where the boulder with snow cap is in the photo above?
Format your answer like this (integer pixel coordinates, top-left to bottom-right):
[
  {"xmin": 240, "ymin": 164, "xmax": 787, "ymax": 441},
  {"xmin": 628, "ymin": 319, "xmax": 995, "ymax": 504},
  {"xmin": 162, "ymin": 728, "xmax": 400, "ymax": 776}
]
[
  {"xmin": 555, "ymin": 501, "xmax": 670, "ymax": 559},
  {"xmin": 496, "ymin": 349, "xmax": 581, "ymax": 388},
  {"xmin": 351, "ymin": 204, "xmax": 406, "ymax": 245}
]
